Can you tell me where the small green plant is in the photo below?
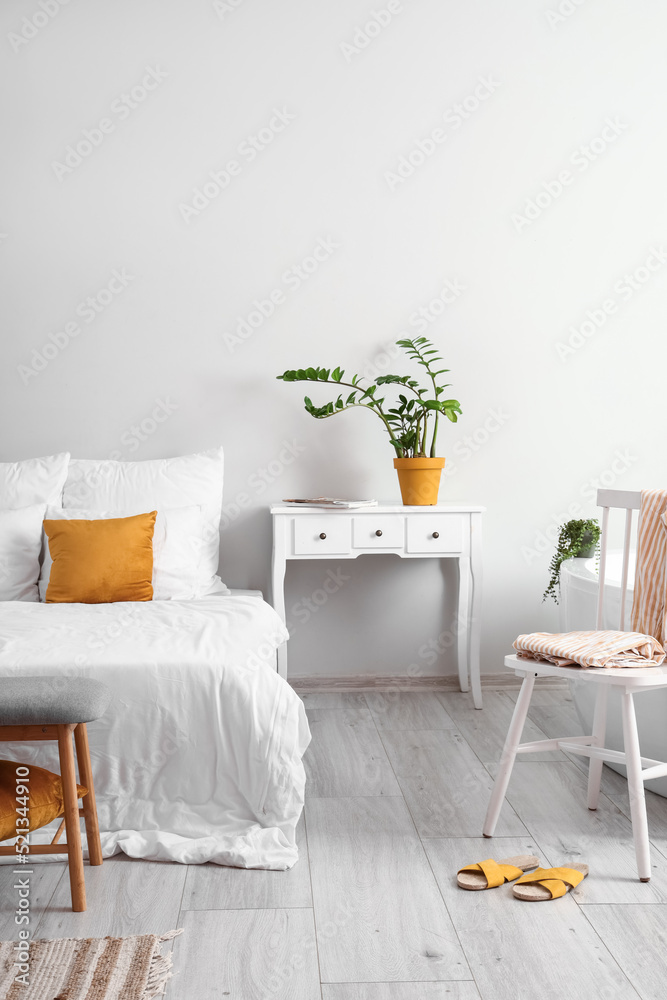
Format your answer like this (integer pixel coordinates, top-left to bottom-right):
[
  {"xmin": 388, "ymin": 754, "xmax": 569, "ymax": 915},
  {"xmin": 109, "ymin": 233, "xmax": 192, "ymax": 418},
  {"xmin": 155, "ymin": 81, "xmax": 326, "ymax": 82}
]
[
  {"xmin": 543, "ymin": 518, "xmax": 601, "ymax": 604},
  {"xmin": 276, "ymin": 337, "xmax": 461, "ymax": 458}
]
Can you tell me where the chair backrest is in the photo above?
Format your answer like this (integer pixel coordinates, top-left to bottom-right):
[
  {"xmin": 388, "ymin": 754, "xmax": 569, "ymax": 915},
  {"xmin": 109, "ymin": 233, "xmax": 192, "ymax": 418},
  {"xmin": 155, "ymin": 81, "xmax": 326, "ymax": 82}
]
[{"xmin": 596, "ymin": 488, "xmax": 641, "ymax": 630}]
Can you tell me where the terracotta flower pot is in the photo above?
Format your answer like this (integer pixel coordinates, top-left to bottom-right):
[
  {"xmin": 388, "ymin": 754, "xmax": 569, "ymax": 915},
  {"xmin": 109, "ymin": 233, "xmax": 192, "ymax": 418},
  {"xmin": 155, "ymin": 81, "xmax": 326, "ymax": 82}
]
[{"xmin": 393, "ymin": 457, "xmax": 445, "ymax": 506}]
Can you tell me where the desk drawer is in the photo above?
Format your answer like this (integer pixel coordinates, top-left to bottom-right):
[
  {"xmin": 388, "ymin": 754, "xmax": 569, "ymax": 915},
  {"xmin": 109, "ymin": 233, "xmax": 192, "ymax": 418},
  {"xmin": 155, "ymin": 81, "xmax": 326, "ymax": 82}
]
[
  {"xmin": 293, "ymin": 517, "xmax": 352, "ymax": 554},
  {"xmin": 352, "ymin": 515, "xmax": 404, "ymax": 549},
  {"xmin": 406, "ymin": 514, "xmax": 464, "ymax": 553}
]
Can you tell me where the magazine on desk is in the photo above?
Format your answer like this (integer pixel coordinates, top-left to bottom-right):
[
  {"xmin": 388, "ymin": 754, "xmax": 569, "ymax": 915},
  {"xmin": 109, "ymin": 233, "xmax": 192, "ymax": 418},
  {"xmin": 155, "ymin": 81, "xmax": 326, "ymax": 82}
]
[{"xmin": 281, "ymin": 498, "xmax": 378, "ymax": 509}]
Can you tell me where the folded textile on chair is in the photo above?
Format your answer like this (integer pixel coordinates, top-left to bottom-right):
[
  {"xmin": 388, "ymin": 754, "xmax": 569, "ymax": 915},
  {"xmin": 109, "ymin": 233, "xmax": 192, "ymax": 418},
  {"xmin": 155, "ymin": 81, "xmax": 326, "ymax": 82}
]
[{"xmin": 513, "ymin": 630, "xmax": 666, "ymax": 668}]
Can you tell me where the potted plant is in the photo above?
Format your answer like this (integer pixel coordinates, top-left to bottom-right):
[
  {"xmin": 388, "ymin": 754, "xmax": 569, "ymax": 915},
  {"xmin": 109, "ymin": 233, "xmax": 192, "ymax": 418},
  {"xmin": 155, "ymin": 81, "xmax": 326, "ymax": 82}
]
[
  {"xmin": 277, "ymin": 336, "xmax": 461, "ymax": 505},
  {"xmin": 543, "ymin": 518, "xmax": 601, "ymax": 604}
]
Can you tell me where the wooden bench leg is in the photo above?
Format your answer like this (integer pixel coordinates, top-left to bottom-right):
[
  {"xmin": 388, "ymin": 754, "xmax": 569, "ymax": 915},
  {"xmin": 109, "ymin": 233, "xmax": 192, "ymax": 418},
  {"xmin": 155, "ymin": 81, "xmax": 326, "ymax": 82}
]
[
  {"xmin": 74, "ymin": 723, "xmax": 104, "ymax": 867},
  {"xmin": 58, "ymin": 724, "xmax": 86, "ymax": 912}
]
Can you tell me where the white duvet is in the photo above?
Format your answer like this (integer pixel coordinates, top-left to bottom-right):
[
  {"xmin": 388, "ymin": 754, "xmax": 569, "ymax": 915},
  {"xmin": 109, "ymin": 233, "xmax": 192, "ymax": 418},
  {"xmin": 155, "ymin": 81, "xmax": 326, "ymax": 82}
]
[{"xmin": 0, "ymin": 597, "xmax": 310, "ymax": 870}]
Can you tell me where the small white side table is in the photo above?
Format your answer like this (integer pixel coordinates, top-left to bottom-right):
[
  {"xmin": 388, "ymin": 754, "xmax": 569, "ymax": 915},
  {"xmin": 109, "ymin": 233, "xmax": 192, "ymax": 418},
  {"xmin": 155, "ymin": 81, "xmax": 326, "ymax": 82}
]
[{"xmin": 270, "ymin": 502, "xmax": 485, "ymax": 708}]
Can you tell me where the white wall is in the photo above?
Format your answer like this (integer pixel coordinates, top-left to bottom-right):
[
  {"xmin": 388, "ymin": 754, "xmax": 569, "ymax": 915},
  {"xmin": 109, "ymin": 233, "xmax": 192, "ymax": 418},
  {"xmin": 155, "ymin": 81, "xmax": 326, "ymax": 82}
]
[{"xmin": 1, "ymin": 0, "xmax": 665, "ymax": 679}]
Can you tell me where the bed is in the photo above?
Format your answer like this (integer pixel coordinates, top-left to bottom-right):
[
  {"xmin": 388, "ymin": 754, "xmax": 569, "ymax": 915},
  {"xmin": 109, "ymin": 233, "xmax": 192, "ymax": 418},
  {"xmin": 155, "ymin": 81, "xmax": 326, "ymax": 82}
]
[
  {"xmin": 0, "ymin": 595, "xmax": 308, "ymax": 869},
  {"xmin": 0, "ymin": 449, "xmax": 310, "ymax": 870}
]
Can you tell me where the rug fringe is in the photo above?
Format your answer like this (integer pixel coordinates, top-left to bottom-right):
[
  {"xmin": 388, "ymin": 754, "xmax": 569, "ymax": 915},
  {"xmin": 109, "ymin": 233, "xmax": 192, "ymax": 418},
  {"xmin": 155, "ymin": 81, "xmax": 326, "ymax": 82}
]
[
  {"xmin": 158, "ymin": 929, "xmax": 184, "ymax": 943},
  {"xmin": 141, "ymin": 930, "xmax": 183, "ymax": 998}
]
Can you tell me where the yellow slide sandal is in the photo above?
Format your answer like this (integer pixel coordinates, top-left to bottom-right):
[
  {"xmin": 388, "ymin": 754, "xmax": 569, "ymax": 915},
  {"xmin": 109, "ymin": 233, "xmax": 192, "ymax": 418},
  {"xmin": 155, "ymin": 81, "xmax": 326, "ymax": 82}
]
[
  {"xmin": 512, "ymin": 864, "xmax": 589, "ymax": 901},
  {"xmin": 457, "ymin": 855, "xmax": 540, "ymax": 890}
]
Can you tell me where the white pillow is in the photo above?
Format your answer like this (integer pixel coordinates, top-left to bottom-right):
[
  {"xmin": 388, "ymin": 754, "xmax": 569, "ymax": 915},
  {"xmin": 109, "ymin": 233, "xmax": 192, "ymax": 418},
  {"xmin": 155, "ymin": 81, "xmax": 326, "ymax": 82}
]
[
  {"xmin": 0, "ymin": 505, "xmax": 47, "ymax": 601},
  {"xmin": 39, "ymin": 505, "xmax": 207, "ymax": 601},
  {"xmin": 62, "ymin": 448, "xmax": 227, "ymax": 596},
  {"xmin": 0, "ymin": 454, "xmax": 69, "ymax": 508}
]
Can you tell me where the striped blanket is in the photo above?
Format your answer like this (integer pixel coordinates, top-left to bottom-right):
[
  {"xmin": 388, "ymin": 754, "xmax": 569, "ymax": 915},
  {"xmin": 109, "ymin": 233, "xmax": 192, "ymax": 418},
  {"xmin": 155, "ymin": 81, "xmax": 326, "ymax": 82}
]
[
  {"xmin": 514, "ymin": 630, "xmax": 666, "ymax": 669},
  {"xmin": 631, "ymin": 488, "xmax": 667, "ymax": 645}
]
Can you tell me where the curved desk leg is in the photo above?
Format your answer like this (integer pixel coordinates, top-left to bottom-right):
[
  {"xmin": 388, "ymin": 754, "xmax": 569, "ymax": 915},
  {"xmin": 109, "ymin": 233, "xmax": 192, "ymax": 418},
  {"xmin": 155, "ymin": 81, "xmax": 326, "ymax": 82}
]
[
  {"xmin": 469, "ymin": 512, "xmax": 484, "ymax": 710},
  {"xmin": 271, "ymin": 518, "xmax": 288, "ymax": 679},
  {"xmin": 456, "ymin": 556, "xmax": 471, "ymax": 694}
]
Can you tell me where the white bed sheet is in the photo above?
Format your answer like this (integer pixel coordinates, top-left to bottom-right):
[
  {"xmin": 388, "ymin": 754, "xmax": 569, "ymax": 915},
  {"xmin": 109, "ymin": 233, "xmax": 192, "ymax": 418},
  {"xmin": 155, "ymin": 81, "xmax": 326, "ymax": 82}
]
[{"xmin": 0, "ymin": 597, "xmax": 309, "ymax": 870}]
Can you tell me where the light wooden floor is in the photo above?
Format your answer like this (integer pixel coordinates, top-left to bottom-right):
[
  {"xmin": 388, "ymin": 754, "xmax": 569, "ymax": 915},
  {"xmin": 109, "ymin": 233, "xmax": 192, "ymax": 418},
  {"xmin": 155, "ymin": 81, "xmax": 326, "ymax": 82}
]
[{"xmin": 3, "ymin": 683, "xmax": 667, "ymax": 998}]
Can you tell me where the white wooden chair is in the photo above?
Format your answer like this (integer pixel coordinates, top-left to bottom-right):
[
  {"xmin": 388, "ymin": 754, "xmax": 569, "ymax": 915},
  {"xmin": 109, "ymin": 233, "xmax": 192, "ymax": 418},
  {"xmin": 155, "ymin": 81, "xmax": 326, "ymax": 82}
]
[{"xmin": 483, "ymin": 488, "xmax": 667, "ymax": 882}]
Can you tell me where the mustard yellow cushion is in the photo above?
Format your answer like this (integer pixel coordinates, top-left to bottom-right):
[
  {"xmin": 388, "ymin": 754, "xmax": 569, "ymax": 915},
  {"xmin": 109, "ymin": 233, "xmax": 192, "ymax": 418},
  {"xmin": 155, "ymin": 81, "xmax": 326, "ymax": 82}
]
[
  {"xmin": 0, "ymin": 759, "xmax": 87, "ymax": 842},
  {"xmin": 44, "ymin": 510, "xmax": 157, "ymax": 603}
]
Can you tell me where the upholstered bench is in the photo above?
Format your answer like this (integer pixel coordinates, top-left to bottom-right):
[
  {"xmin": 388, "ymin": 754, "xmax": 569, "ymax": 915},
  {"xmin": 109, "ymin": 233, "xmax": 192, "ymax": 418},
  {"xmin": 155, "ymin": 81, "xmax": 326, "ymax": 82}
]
[{"xmin": 0, "ymin": 676, "xmax": 111, "ymax": 911}]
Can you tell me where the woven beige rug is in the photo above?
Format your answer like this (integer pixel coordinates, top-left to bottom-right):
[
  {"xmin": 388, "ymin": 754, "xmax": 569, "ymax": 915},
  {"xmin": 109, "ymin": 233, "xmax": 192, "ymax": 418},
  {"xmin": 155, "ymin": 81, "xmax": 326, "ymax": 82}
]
[{"xmin": 0, "ymin": 929, "xmax": 182, "ymax": 999}]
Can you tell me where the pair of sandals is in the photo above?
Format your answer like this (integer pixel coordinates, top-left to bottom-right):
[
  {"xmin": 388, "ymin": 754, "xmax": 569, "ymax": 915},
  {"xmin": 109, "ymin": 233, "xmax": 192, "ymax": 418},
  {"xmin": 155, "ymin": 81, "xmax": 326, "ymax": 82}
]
[{"xmin": 457, "ymin": 855, "xmax": 588, "ymax": 901}]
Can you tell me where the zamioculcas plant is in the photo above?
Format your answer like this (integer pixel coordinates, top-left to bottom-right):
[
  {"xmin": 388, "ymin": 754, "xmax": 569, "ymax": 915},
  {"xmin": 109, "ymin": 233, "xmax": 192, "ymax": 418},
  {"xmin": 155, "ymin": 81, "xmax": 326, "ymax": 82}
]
[
  {"xmin": 543, "ymin": 518, "xmax": 601, "ymax": 604},
  {"xmin": 277, "ymin": 336, "xmax": 461, "ymax": 457},
  {"xmin": 277, "ymin": 336, "xmax": 462, "ymax": 504}
]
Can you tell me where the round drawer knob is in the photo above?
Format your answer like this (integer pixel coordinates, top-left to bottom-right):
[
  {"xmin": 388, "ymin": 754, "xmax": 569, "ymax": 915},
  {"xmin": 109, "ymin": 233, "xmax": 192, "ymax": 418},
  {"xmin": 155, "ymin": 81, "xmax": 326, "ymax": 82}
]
[
  {"xmin": 375, "ymin": 529, "xmax": 383, "ymax": 537},
  {"xmin": 319, "ymin": 532, "xmax": 327, "ymax": 540},
  {"xmin": 432, "ymin": 531, "xmax": 440, "ymax": 539}
]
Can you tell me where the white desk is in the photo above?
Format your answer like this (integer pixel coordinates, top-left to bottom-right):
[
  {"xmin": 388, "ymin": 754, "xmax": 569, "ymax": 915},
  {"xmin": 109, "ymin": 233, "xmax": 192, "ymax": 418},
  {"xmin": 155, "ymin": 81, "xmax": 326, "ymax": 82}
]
[{"xmin": 270, "ymin": 502, "xmax": 485, "ymax": 708}]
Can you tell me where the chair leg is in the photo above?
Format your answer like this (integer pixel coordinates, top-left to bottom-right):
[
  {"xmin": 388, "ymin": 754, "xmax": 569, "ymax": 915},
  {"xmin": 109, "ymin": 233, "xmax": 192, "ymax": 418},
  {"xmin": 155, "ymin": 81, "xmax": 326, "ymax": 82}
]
[
  {"xmin": 621, "ymin": 691, "xmax": 651, "ymax": 882},
  {"xmin": 483, "ymin": 672, "xmax": 535, "ymax": 837},
  {"xmin": 587, "ymin": 685, "xmax": 609, "ymax": 810},
  {"xmin": 57, "ymin": 724, "xmax": 86, "ymax": 911},
  {"xmin": 74, "ymin": 723, "xmax": 104, "ymax": 868}
]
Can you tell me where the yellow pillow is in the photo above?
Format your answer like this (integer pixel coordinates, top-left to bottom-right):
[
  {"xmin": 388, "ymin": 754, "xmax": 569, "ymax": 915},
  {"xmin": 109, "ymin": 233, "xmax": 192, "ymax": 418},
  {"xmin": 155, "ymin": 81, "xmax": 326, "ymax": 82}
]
[
  {"xmin": 44, "ymin": 510, "xmax": 157, "ymax": 603},
  {"xmin": 0, "ymin": 759, "xmax": 87, "ymax": 842}
]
